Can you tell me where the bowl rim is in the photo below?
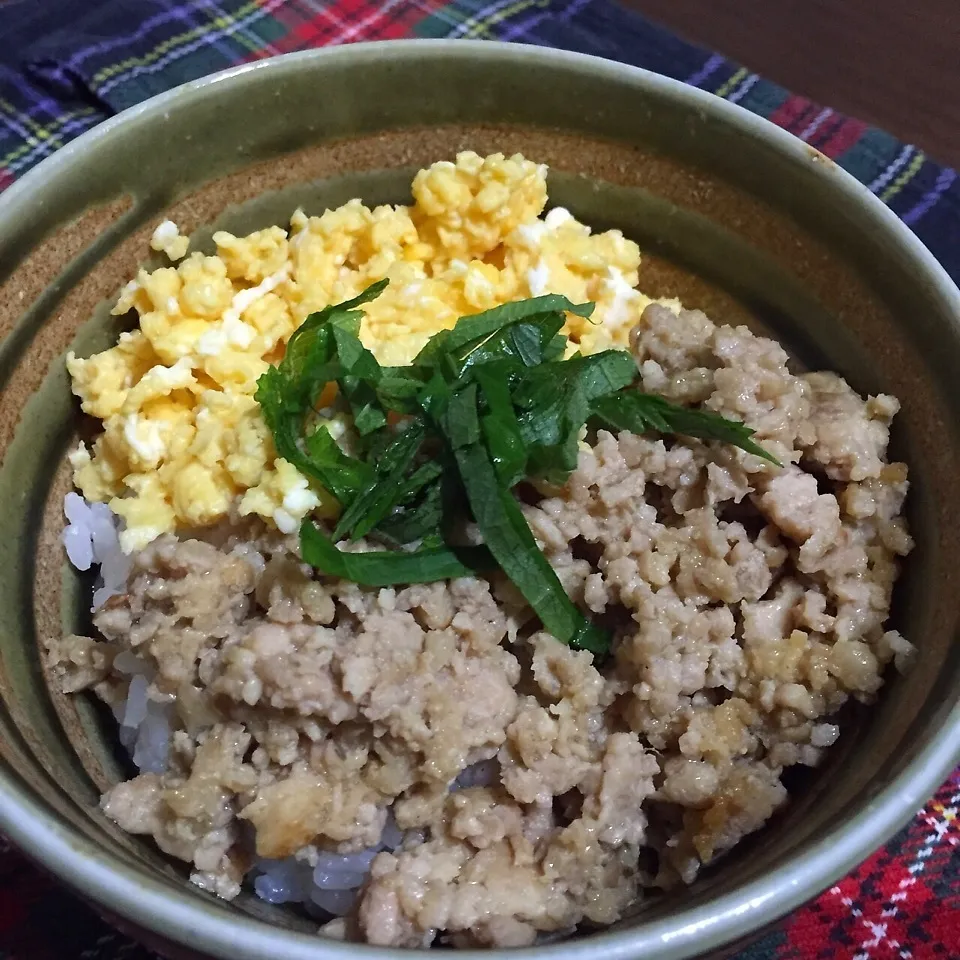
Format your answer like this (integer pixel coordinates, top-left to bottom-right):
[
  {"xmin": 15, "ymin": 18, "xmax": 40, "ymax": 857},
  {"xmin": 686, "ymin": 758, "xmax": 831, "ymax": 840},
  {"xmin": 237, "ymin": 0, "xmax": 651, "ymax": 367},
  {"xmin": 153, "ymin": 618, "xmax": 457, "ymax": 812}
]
[{"xmin": 1, "ymin": 38, "xmax": 958, "ymax": 960}]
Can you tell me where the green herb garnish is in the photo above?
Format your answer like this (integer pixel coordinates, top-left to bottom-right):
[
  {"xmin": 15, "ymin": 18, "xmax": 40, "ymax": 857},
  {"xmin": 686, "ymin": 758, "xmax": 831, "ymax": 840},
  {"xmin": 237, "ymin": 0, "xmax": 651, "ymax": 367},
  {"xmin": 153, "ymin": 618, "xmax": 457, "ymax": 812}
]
[
  {"xmin": 256, "ymin": 283, "xmax": 779, "ymax": 658},
  {"xmin": 300, "ymin": 521, "xmax": 492, "ymax": 587}
]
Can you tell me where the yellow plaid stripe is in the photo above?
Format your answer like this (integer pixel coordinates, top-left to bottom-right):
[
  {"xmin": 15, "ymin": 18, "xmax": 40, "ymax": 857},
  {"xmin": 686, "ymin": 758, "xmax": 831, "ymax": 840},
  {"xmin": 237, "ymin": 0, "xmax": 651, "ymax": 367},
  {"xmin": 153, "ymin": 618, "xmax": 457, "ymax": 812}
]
[{"xmin": 0, "ymin": 105, "xmax": 98, "ymax": 168}]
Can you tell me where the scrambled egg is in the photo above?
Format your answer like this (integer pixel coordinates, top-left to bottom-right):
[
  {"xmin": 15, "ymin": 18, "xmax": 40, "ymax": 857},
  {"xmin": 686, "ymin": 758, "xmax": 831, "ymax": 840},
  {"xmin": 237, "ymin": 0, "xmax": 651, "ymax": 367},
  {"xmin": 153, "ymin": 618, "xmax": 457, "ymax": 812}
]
[{"xmin": 67, "ymin": 152, "xmax": 678, "ymax": 553}]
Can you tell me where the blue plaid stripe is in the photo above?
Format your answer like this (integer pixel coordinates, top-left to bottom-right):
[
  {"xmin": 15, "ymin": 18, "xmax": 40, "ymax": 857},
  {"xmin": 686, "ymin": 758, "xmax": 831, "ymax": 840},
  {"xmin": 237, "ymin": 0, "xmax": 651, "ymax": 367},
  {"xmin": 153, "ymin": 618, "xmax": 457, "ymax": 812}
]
[{"xmin": 0, "ymin": 64, "xmax": 104, "ymax": 182}]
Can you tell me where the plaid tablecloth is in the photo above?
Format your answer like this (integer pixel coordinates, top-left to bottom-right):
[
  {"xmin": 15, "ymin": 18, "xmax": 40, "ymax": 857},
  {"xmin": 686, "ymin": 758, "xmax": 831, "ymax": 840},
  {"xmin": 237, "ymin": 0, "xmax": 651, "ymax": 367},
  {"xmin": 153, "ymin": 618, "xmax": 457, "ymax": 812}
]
[{"xmin": 0, "ymin": 1, "xmax": 957, "ymax": 957}]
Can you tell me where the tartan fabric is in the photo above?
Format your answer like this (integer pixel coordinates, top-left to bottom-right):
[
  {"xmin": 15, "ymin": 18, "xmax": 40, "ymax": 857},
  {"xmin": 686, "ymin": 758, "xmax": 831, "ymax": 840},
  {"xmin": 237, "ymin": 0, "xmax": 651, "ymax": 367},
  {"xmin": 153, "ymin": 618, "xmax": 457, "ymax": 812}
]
[{"xmin": 0, "ymin": 1, "xmax": 957, "ymax": 957}]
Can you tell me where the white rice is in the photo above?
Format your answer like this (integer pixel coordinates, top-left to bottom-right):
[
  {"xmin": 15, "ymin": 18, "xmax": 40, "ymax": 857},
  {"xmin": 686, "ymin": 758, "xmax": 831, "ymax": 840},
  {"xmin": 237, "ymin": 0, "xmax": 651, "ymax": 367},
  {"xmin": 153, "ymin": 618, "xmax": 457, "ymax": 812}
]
[
  {"xmin": 62, "ymin": 492, "xmax": 500, "ymax": 917},
  {"xmin": 111, "ymin": 655, "xmax": 173, "ymax": 776},
  {"xmin": 62, "ymin": 494, "xmax": 171, "ymax": 774},
  {"xmin": 249, "ymin": 761, "xmax": 500, "ymax": 918},
  {"xmin": 452, "ymin": 758, "xmax": 499, "ymax": 790},
  {"xmin": 62, "ymin": 492, "xmax": 131, "ymax": 610},
  {"xmin": 251, "ymin": 808, "xmax": 411, "ymax": 916}
]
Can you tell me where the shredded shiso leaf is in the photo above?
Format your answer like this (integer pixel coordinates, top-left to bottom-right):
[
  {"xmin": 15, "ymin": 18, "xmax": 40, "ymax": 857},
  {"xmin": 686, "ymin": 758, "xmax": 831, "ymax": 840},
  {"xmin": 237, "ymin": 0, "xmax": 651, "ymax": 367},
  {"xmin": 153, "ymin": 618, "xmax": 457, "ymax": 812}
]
[{"xmin": 256, "ymin": 283, "xmax": 778, "ymax": 657}]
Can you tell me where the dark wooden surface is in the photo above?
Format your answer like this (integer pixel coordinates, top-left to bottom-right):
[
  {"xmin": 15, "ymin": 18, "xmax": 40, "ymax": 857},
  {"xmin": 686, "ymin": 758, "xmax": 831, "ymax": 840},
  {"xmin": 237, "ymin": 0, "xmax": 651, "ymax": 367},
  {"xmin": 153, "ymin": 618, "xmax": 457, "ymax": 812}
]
[{"xmin": 624, "ymin": 0, "xmax": 960, "ymax": 169}]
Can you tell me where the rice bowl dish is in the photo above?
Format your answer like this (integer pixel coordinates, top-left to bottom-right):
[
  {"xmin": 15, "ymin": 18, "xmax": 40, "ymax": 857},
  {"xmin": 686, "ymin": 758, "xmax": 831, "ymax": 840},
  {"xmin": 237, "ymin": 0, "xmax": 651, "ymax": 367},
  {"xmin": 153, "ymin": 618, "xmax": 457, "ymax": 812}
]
[{"xmin": 48, "ymin": 152, "xmax": 914, "ymax": 948}]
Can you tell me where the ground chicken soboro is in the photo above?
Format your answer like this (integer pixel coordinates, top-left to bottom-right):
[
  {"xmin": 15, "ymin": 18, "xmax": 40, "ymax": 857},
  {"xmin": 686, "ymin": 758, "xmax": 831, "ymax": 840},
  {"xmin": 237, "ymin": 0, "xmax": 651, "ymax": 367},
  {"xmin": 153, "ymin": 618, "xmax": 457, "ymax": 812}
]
[{"xmin": 51, "ymin": 301, "xmax": 913, "ymax": 946}]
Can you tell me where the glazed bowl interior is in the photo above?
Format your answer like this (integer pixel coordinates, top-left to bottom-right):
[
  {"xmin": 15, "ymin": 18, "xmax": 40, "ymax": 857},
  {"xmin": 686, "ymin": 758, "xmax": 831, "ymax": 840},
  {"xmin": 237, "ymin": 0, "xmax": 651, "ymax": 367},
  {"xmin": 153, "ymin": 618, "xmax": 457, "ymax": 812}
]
[{"xmin": 0, "ymin": 41, "xmax": 958, "ymax": 960}]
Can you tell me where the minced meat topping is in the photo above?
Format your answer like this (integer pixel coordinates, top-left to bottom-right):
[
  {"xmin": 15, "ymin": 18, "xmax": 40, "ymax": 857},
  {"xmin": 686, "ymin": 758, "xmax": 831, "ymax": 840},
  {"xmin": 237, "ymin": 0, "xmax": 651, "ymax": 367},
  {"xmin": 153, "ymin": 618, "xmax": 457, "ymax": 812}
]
[{"xmin": 50, "ymin": 303, "xmax": 913, "ymax": 947}]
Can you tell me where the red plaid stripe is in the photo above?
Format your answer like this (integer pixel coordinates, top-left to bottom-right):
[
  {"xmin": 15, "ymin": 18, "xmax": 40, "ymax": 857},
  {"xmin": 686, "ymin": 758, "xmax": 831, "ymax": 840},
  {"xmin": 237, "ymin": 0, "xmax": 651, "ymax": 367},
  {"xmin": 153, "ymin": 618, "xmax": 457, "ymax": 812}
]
[
  {"xmin": 257, "ymin": 0, "xmax": 448, "ymax": 53},
  {"xmin": 818, "ymin": 118, "xmax": 870, "ymax": 161}
]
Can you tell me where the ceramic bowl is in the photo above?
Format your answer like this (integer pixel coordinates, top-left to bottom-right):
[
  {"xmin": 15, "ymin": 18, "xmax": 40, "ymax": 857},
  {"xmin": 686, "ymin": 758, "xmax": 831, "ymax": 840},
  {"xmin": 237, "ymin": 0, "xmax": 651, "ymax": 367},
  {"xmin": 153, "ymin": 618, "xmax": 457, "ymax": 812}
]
[{"xmin": 0, "ymin": 40, "xmax": 957, "ymax": 960}]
